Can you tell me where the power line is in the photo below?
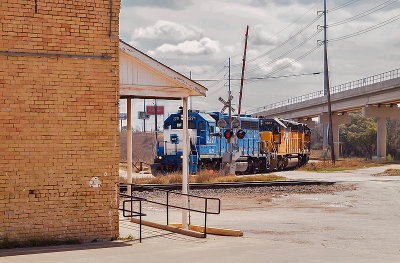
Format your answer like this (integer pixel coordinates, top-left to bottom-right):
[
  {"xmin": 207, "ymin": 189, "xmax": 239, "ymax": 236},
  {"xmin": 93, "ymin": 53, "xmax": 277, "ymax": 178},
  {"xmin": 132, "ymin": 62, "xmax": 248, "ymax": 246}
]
[
  {"xmin": 329, "ymin": 13, "xmax": 400, "ymax": 42},
  {"xmin": 208, "ymin": 46, "xmax": 323, "ymax": 106},
  {"xmin": 243, "ymin": 28, "xmax": 322, "ymax": 76},
  {"xmin": 229, "ymin": 4, "xmax": 322, "ymax": 69},
  {"xmin": 242, "ymin": 14, "xmax": 323, "ymax": 67},
  {"xmin": 328, "ymin": 0, "xmax": 362, "ymax": 13},
  {"xmin": 204, "ymin": 63, "xmax": 227, "ymax": 80},
  {"xmin": 194, "ymin": 71, "xmax": 322, "ymax": 82},
  {"xmin": 200, "ymin": 0, "xmax": 322, "ymax": 83},
  {"xmin": 273, "ymin": 0, "xmax": 321, "ymax": 36},
  {"xmin": 246, "ymin": 44, "xmax": 323, "ymax": 85},
  {"xmin": 328, "ymin": 0, "xmax": 399, "ymax": 28},
  {"xmin": 234, "ymin": 71, "xmax": 322, "ymax": 81}
]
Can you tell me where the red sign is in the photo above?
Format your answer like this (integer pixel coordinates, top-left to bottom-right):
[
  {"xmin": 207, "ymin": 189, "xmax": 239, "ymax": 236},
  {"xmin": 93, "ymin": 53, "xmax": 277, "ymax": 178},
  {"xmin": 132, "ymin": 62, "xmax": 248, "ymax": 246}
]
[{"xmin": 146, "ymin": 106, "xmax": 164, "ymax": 115}]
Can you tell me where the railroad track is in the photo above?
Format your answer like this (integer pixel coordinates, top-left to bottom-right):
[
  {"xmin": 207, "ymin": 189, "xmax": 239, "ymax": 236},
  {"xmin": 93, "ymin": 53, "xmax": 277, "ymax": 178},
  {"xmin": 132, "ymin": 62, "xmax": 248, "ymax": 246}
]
[{"xmin": 120, "ymin": 180, "xmax": 335, "ymax": 192}]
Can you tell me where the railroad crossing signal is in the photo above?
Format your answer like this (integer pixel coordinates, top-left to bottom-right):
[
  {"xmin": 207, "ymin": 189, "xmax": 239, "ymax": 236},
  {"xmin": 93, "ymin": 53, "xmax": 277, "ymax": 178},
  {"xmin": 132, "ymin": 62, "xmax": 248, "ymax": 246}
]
[
  {"xmin": 232, "ymin": 118, "xmax": 240, "ymax": 128},
  {"xmin": 237, "ymin": 129, "xmax": 246, "ymax": 139},
  {"xmin": 217, "ymin": 119, "xmax": 227, "ymax": 128},
  {"xmin": 224, "ymin": 129, "xmax": 234, "ymax": 140},
  {"xmin": 219, "ymin": 96, "xmax": 236, "ymax": 114}
]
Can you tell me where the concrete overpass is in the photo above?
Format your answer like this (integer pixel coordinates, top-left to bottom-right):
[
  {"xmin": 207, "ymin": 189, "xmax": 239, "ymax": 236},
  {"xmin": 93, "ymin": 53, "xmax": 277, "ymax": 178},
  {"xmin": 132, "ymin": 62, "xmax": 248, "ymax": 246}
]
[{"xmin": 252, "ymin": 68, "xmax": 400, "ymax": 162}]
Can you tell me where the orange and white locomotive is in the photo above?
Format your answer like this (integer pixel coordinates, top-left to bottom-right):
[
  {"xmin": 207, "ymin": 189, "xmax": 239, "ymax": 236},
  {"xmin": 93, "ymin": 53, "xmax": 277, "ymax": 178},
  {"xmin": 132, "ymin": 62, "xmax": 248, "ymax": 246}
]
[{"xmin": 259, "ymin": 118, "xmax": 310, "ymax": 170}]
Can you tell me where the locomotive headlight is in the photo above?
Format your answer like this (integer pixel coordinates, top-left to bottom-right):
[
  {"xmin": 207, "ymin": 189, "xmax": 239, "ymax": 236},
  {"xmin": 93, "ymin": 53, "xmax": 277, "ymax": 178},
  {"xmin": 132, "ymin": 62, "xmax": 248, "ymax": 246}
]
[
  {"xmin": 180, "ymin": 155, "xmax": 183, "ymax": 159},
  {"xmin": 158, "ymin": 156, "xmax": 163, "ymax": 159}
]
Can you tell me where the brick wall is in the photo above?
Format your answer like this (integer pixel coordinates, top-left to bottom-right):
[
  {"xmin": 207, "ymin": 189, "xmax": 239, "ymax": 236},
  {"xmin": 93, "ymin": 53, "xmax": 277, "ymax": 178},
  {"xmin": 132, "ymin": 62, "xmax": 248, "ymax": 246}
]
[{"xmin": 0, "ymin": 0, "xmax": 121, "ymax": 243}]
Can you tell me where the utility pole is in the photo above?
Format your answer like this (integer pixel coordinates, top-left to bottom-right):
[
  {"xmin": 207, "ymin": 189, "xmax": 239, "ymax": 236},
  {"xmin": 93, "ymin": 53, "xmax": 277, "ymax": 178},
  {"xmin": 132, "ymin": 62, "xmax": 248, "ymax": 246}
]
[{"xmin": 323, "ymin": 0, "xmax": 335, "ymax": 164}]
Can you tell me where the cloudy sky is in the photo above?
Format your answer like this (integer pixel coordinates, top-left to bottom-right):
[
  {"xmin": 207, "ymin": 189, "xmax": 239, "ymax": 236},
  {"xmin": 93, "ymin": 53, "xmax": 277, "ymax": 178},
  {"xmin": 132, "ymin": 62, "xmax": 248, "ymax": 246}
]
[{"xmin": 119, "ymin": 0, "xmax": 400, "ymax": 130}]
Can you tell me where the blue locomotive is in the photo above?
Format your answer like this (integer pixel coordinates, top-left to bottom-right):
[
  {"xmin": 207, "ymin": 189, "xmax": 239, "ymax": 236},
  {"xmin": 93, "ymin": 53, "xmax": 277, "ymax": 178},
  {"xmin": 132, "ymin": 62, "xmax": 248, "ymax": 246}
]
[{"xmin": 151, "ymin": 108, "xmax": 270, "ymax": 175}]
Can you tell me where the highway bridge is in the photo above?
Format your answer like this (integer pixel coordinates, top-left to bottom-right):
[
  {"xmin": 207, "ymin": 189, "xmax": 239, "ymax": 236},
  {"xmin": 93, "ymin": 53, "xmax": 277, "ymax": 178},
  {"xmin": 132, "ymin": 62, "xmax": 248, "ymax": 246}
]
[{"xmin": 252, "ymin": 68, "xmax": 400, "ymax": 162}]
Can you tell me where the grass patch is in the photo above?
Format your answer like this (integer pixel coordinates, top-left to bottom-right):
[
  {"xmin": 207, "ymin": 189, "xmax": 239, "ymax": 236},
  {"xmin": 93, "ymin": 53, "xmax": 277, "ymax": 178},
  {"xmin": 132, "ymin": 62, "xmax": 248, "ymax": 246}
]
[
  {"xmin": 116, "ymin": 234, "xmax": 135, "ymax": 241},
  {"xmin": 132, "ymin": 170, "xmax": 286, "ymax": 184},
  {"xmin": 298, "ymin": 159, "xmax": 385, "ymax": 172},
  {"xmin": 373, "ymin": 169, "xmax": 400, "ymax": 176}
]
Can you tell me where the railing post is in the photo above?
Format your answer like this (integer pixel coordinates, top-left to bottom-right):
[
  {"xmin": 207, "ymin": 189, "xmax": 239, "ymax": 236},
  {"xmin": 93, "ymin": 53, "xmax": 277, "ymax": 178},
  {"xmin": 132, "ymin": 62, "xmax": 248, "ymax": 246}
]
[
  {"xmin": 166, "ymin": 192, "xmax": 169, "ymax": 225},
  {"xmin": 139, "ymin": 200, "xmax": 142, "ymax": 243},
  {"xmin": 204, "ymin": 199, "xmax": 208, "ymax": 238},
  {"xmin": 130, "ymin": 186, "xmax": 133, "ymax": 218}
]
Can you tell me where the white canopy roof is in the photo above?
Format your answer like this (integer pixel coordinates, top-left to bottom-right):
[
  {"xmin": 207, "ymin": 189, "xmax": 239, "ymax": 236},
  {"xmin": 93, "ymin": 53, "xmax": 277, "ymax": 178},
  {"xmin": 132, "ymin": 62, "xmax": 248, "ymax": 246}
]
[{"xmin": 119, "ymin": 40, "xmax": 207, "ymax": 100}]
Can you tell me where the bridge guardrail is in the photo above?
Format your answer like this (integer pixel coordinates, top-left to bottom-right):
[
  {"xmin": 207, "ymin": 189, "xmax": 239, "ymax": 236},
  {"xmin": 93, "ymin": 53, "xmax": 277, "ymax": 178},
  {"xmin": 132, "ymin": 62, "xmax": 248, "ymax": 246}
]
[{"xmin": 249, "ymin": 68, "xmax": 400, "ymax": 114}]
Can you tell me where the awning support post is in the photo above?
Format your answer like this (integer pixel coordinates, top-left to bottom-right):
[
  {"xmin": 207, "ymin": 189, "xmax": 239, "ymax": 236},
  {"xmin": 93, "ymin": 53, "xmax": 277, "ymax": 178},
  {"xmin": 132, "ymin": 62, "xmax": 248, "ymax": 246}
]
[
  {"xmin": 182, "ymin": 97, "xmax": 189, "ymax": 229},
  {"xmin": 127, "ymin": 98, "xmax": 133, "ymax": 194}
]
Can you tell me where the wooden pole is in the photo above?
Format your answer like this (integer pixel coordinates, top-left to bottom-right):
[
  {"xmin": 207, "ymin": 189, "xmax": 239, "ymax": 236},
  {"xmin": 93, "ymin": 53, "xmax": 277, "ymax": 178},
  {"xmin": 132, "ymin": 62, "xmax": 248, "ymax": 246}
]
[
  {"xmin": 127, "ymin": 98, "xmax": 132, "ymax": 193},
  {"xmin": 182, "ymin": 97, "xmax": 189, "ymax": 229}
]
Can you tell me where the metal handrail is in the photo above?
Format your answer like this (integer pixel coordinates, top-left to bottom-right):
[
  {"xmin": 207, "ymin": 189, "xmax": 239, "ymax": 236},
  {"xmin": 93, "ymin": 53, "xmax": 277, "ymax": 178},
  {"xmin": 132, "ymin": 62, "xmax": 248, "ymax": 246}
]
[
  {"xmin": 119, "ymin": 194, "xmax": 146, "ymax": 243},
  {"xmin": 121, "ymin": 183, "xmax": 221, "ymax": 238},
  {"xmin": 249, "ymin": 68, "xmax": 400, "ymax": 114}
]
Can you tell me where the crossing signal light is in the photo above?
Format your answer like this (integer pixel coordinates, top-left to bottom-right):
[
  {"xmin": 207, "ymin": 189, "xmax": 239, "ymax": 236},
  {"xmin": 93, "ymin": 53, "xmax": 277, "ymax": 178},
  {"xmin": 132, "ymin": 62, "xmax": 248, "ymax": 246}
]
[
  {"xmin": 224, "ymin": 129, "xmax": 233, "ymax": 139},
  {"xmin": 237, "ymin": 129, "xmax": 246, "ymax": 139}
]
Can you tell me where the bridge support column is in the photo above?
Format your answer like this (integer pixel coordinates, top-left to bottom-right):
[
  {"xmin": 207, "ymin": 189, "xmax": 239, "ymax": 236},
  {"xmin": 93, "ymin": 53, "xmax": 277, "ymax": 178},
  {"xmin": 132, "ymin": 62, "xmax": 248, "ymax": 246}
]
[
  {"xmin": 376, "ymin": 117, "xmax": 387, "ymax": 162},
  {"xmin": 320, "ymin": 112, "xmax": 351, "ymax": 160},
  {"xmin": 362, "ymin": 105, "xmax": 400, "ymax": 163}
]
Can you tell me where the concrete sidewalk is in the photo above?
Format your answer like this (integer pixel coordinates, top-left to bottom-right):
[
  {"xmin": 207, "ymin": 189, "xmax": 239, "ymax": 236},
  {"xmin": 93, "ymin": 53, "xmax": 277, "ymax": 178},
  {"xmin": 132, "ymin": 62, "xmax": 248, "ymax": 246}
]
[
  {"xmin": 2, "ymin": 164, "xmax": 400, "ymax": 263},
  {"xmin": 274, "ymin": 163, "xmax": 400, "ymax": 182}
]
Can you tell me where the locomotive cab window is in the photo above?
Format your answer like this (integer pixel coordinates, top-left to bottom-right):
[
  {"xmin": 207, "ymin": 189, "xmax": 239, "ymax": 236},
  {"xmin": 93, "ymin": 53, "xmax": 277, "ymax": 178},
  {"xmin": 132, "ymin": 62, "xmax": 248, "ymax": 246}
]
[
  {"xmin": 273, "ymin": 124, "xmax": 280, "ymax": 134},
  {"xmin": 198, "ymin": 121, "xmax": 205, "ymax": 131},
  {"xmin": 262, "ymin": 123, "xmax": 273, "ymax": 132},
  {"xmin": 209, "ymin": 125, "xmax": 215, "ymax": 133},
  {"xmin": 174, "ymin": 121, "xmax": 183, "ymax": 129},
  {"xmin": 188, "ymin": 121, "xmax": 196, "ymax": 129},
  {"xmin": 173, "ymin": 121, "xmax": 196, "ymax": 129},
  {"xmin": 164, "ymin": 122, "xmax": 172, "ymax": 129}
]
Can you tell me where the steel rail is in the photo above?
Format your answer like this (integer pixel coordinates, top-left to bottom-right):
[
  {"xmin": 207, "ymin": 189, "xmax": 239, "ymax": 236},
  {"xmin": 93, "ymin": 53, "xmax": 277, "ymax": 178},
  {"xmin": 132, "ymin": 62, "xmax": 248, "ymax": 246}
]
[{"xmin": 120, "ymin": 180, "xmax": 335, "ymax": 192}]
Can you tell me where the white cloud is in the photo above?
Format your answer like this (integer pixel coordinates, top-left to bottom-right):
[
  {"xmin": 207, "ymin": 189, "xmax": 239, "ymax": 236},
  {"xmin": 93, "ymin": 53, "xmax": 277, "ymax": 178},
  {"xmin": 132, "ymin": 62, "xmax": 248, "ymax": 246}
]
[
  {"xmin": 122, "ymin": 0, "xmax": 194, "ymax": 10},
  {"xmin": 149, "ymin": 37, "xmax": 221, "ymax": 56},
  {"xmin": 252, "ymin": 57, "xmax": 303, "ymax": 76},
  {"xmin": 132, "ymin": 20, "xmax": 204, "ymax": 44},
  {"xmin": 249, "ymin": 25, "xmax": 278, "ymax": 46},
  {"xmin": 171, "ymin": 65, "xmax": 215, "ymax": 76}
]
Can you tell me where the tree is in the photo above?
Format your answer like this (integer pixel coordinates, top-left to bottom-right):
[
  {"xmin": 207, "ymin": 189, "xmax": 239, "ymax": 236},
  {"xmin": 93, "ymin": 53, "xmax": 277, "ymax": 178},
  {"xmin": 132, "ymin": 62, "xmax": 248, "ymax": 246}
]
[
  {"xmin": 340, "ymin": 113, "xmax": 376, "ymax": 159},
  {"xmin": 387, "ymin": 119, "xmax": 400, "ymax": 160}
]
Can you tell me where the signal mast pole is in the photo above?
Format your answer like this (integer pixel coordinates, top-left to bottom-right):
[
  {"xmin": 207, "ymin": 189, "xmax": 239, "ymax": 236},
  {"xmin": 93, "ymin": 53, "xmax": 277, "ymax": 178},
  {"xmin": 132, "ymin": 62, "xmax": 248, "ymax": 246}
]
[
  {"xmin": 323, "ymin": 0, "xmax": 335, "ymax": 164},
  {"xmin": 238, "ymin": 25, "xmax": 249, "ymax": 117},
  {"xmin": 228, "ymin": 58, "xmax": 232, "ymax": 156}
]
